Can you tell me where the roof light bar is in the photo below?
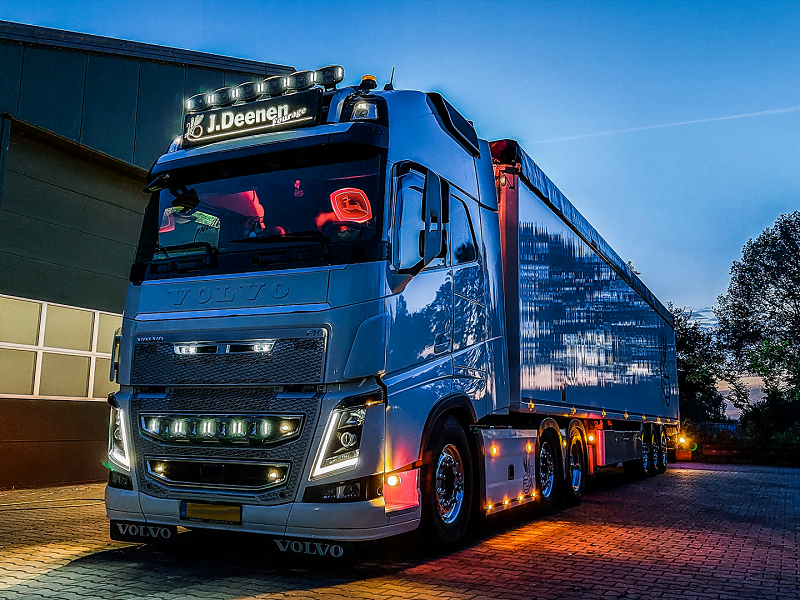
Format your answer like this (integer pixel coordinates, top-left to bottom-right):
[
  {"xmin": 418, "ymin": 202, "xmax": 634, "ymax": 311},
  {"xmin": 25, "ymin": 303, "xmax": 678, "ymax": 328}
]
[
  {"xmin": 262, "ymin": 75, "xmax": 288, "ymax": 97},
  {"xmin": 284, "ymin": 70, "xmax": 316, "ymax": 92},
  {"xmin": 207, "ymin": 86, "xmax": 238, "ymax": 108},
  {"xmin": 186, "ymin": 93, "xmax": 211, "ymax": 113},
  {"xmin": 314, "ymin": 65, "xmax": 344, "ymax": 90},
  {"xmin": 236, "ymin": 81, "xmax": 262, "ymax": 102}
]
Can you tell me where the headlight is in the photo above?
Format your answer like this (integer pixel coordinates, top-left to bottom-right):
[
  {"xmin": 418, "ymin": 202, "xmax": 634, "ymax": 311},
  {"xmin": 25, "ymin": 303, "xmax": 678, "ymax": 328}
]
[
  {"xmin": 311, "ymin": 391, "xmax": 383, "ymax": 479},
  {"xmin": 109, "ymin": 406, "xmax": 131, "ymax": 470}
]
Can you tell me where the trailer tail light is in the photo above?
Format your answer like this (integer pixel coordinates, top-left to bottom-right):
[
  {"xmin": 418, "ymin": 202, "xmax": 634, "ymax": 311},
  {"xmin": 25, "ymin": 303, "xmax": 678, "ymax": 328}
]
[{"xmin": 384, "ymin": 469, "xmax": 419, "ymax": 514}]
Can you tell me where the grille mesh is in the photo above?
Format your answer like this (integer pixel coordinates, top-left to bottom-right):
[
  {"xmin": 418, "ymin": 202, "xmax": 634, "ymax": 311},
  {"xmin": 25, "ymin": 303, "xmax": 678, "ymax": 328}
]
[
  {"xmin": 131, "ymin": 388, "xmax": 321, "ymax": 505},
  {"xmin": 131, "ymin": 337, "xmax": 325, "ymax": 385}
]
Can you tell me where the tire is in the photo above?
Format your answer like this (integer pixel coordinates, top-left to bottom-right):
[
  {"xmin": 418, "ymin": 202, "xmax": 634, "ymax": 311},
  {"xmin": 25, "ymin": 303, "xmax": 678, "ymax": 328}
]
[
  {"xmin": 623, "ymin": 426, "xmax": 651, "ymax": 479},
  {"xmin": 537, "ymin": 429, "xmax": 561, "ymax": 510},
  {"xmin": 646, "ymin": 426, "xmax": 659, "ymax": 476},
  {"xmin": 656, "ymin": 427, "xmax": 668, "ymax": 474},
  {"xmin": 563, "ymin": 428, "xmax": 586, "ymax": 506},
  {"xmin": 422, "ymin": 416, "xmax": 474, "ymax": 544}
]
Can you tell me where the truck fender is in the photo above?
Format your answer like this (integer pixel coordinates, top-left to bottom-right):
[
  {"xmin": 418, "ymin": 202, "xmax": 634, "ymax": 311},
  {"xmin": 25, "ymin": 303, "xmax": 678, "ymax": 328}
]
[
  {"xmin": 418, "ymin": 394, "xmax": 482, "ymax": 510},
  {"xmin": 419, "ymin": 394, "xmax": 477, "ymax": 459},
  {"xmin": 567, "ymin": 419, "xmax": 588, "ymax": 476}
]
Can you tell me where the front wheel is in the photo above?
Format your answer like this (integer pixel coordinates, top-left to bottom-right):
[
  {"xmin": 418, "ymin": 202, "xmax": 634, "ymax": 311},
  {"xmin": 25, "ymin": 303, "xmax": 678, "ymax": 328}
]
[{"xmin": 422, "ymin": 416, "xmax": 474, "ymax": 544}]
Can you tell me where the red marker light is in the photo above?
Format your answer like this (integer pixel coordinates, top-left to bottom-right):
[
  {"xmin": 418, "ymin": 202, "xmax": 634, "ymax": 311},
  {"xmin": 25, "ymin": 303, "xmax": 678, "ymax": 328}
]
[{"xmin": 330, "ymin": 188, "xmax": 372, "ymax": 223}]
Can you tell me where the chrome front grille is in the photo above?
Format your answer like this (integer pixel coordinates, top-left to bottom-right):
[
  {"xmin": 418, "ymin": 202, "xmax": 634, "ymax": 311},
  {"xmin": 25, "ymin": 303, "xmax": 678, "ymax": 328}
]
[
  {"xmin": 131, "ymin": 334, "xmax": 326, "ymax": 385},
  {"xmin": 131, "ymin": 388, "xmax": 321, "ymax": 505}
]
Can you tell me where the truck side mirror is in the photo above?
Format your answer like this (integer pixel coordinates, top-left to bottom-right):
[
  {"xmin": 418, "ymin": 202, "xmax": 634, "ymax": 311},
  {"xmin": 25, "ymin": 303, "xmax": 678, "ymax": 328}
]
[{"xmin": 422, "ymin": 171, "xmax": 444, "ymax": 266}]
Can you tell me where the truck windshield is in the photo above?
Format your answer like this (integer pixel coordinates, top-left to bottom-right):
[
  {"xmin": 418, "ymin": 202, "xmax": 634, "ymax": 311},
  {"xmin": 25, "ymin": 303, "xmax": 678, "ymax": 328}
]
[{"xmin": 134, "ymin": 146, "xmax": 386, "ymax": 279}]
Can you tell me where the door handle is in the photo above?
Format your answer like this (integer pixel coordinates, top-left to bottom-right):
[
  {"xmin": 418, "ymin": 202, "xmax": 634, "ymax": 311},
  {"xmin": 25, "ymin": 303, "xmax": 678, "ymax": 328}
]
[{"xmin": 434, "ymin": 332, "xmax": 451, "ymax": 354}]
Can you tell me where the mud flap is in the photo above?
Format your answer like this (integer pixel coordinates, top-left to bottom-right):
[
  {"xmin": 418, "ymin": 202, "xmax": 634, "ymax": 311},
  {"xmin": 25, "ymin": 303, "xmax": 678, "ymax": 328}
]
[{"xmin": 110, "ymin": 520, "xmax": 178, "ymax": 543}]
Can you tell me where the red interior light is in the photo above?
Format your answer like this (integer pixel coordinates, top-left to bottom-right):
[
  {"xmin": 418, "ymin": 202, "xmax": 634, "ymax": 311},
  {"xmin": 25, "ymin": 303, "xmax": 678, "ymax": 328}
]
[{"xmin": 330, "ymin": 188, "xmax": 372, "ymax": 223}]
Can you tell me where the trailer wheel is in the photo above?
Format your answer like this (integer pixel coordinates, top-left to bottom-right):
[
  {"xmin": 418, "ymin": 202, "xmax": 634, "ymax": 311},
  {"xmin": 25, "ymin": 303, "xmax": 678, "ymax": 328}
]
[
  {"xmin": 656, "ymin": 427, "xmax": 668, "ymax": 474},
  {"xmin": 537, "ymin": 429, "xmax": 561, "ymax": 510},
  {"xmin": 623, "ymin": 427, "xmax": 651, "ymax": 479},
  {"xmin": 646, "ymin": 426, "xmax": 659, "ymax": 476},
  {"xmin": 563, "ymin": 429, "xmax": 586, "ymax": 506},
  {"xmin": 422, "ymin": 416, "xmax": 473, "ymax": 544}
]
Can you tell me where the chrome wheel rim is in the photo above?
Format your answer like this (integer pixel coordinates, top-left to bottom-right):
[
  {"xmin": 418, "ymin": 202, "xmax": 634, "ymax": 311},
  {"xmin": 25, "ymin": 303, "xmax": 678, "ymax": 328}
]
[
  {"xmin": 539, "ymin": 441, "xmax": 555, "ymax": 498},
  {"xmin": 435, "ymin": 444, "xmax": 465, "ymax": 524},
  {"xmin": 569, "ymin": 438, "xmax": 583, "ymax": 493},
  {"xmin": 660, "ymin": 432, "xmax": 668, "ymax": 467}
]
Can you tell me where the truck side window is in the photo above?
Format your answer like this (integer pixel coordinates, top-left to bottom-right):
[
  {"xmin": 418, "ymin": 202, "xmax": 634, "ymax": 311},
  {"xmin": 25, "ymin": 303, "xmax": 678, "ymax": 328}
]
[
  {"xmin": 450, "ymin": 197, "xmax": 477, "ymax": 265},
  {"xmin": 396, "ymin": 172, "xmax": 447, "ymax": 270}
]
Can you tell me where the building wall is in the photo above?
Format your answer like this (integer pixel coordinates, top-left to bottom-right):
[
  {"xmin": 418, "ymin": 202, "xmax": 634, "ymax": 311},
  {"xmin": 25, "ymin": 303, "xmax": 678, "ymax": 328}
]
[{"xmin": 0, "ymin": 22, "xmax": 293, "ymax": 487}]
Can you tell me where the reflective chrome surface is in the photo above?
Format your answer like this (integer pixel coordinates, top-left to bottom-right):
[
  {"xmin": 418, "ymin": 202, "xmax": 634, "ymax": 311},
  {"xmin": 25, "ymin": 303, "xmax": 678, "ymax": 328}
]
[
  {"xmin": 538, "ymin": 439, "xmax": 556, "ymax": 499},
  {"xmin": 435, "ymin": 443, "xmax": 465, "ymax": 524}
]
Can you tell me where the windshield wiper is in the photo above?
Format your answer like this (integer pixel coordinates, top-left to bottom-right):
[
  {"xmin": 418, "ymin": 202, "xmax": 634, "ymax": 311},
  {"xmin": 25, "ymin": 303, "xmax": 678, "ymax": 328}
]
[{"xmin": 227, "ymin": 230, "xmax": 332, "ymax": 245}]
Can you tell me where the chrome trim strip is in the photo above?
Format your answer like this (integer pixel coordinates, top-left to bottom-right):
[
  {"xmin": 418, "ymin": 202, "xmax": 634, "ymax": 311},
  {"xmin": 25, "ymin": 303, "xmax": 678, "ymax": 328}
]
[{"xmin": 135, "ymin": 303, "xmax": 331, "ymax": 321}]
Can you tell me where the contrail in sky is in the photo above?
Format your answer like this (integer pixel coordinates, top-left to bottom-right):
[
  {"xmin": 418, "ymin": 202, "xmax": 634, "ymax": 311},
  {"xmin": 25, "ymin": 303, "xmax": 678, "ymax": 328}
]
[{"xmin": 532, "ymin": 106, "xmax": 800, "ymax": 143}]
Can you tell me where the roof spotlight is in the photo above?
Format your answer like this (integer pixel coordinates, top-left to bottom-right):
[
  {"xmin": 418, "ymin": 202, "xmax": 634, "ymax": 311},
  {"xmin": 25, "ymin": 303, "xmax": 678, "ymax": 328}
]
[
  {"xmin": 186, "ymin": 93, "xmax": 211, "ymax": 112},
  {"xmin": 262, "ymin": 75, "xmax": 288, "ymax": 97},
  {"xmin": 207, "ymin": 87, "xmax": 238, "ymax": 107},
  {"xmin": 284, "ymin": 70, "xmax": 316, "ymax": 92},
  {"xmin": 236, "ymin": 81, "xmax": 262, "ymax": 102},
  {"xmin": 314, "ymin": 65, "xmax": 344, "ymax": 90}
]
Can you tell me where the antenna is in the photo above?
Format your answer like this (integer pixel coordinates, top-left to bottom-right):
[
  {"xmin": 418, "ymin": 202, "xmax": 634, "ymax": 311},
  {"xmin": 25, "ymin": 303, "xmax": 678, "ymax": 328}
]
[{"xmin": 384, "ymin": 67, "xmax": 395, "ymax": 91}]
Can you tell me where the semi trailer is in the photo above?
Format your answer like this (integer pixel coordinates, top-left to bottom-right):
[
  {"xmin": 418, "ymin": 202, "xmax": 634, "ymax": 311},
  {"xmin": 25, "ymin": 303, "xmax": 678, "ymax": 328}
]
[{"xmin": 105, "ymin": 65, "xmax": 679, "ymax": 548}]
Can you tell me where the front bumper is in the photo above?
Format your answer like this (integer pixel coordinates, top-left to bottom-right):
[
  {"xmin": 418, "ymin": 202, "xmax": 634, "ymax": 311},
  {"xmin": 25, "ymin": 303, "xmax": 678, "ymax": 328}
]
[{"xmin": 105, "ymin": 485, "xmax": 420, "ymax": 541}]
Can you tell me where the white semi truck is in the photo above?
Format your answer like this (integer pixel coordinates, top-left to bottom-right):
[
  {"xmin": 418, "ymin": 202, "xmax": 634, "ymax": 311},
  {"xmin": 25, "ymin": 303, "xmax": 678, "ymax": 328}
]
[{"xmin": 105, "ymin": 66, "xmax": 679, "ymax": 550}]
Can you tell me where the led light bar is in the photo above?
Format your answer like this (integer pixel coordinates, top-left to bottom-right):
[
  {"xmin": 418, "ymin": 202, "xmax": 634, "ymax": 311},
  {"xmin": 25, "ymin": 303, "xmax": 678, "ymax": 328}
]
[
  {"xmin": 262, "ymin": 75, "xmax": 289, "ymax": 97},
  {"xmin": 284, "ymin": 70, "xmax": 316, "ymax": 92},
  {"xmin": 314, "ymin": 65, "xmax": 344, "ymax": 90},
  {"xmin": 140, "ymin": 414, "xmax": 303, "ymax": 446},
  {"xmin": 186, "ymin": 93, "xmax": 211, "ymax": 113},
  {"xmin": 236, "ymin": 81, "xmax": 262, "ymax": 102},
  {"xmin": 207, "ymin": 86, "xmax": 238, "ymax": 107}
]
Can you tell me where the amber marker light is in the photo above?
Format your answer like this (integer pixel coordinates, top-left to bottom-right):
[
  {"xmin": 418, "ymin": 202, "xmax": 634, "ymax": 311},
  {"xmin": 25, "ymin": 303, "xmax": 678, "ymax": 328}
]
[
  {"xmin": 490, "ymin": 446, "xmax": 499, "ymax": 457},
  {"xmin": 679, "ymin": 436, "xmax": 686, "ymax": 444},
  {"xmin": 518, "ymin": 495, "xmax": 524, "ymax": 502},
  {"xmin": 487, "ymin": 504, "xmax": 493, "ymax": 510},
  {"xmin": 526, "ymin": 442, "xmax": 533, "ymax": 453},
  {"xmin": 386, "ymin": 474, "xmax": 401, "ymax": 487},
  {"xmin": 588, "ymin": 434, "xmax": 595, "ymax": 443},
  {"xmin": 503, "ymin": 499, "xmax": 509, "ymax": 506}
]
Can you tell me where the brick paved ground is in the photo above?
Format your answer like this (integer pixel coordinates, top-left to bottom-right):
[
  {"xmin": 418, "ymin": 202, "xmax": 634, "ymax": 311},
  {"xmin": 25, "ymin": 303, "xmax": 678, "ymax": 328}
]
[{"xmin": 0, "ymin": 463, "xmax": 797, "ymax": 600}]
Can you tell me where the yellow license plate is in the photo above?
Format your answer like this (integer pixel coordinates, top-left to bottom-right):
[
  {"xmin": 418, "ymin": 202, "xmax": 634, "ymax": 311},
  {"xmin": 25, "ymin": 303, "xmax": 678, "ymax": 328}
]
[{"xmin": 181, "ymin": 501, "xmax": 242, "ymax": 524}]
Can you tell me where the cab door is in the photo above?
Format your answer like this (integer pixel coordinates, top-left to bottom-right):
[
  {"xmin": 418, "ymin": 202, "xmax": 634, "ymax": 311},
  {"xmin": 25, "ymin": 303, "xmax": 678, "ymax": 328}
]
[{"xmin": 384, "ymin": 166, "xmax": 453, "ymax": 472}]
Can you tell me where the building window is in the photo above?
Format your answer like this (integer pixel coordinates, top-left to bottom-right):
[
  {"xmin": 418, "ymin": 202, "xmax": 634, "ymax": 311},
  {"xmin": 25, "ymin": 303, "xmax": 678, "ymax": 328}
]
[{"xmin": 0, "ymin": 294, "xmax": 121, "ymax": 400}]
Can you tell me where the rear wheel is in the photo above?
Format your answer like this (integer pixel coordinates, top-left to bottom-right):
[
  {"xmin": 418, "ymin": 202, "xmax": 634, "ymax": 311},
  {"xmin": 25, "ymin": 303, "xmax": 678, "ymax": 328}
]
[
  {"xmin": 656, "ymin": 427, "xmax": 668, "ymax": 474},
  {"xmin": 623, "ymin": 426, "xmax": 651, "ymax": 479},
  {"xmin": 422, "ymin": 416, "xmax": 474, "ymax": 544},
  {"xmin": 563, "ymin": 429, "xmax": 586, "ymax": 506},
  {"xmin": 537, "ymin": 429, "xmax": 561, "ymax": 510}
]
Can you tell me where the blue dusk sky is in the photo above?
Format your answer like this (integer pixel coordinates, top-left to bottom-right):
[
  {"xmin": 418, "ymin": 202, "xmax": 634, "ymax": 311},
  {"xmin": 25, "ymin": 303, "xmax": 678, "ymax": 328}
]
[{"xmin": 2, "ymin": 1, "xmax": 798, "ymax": 314}]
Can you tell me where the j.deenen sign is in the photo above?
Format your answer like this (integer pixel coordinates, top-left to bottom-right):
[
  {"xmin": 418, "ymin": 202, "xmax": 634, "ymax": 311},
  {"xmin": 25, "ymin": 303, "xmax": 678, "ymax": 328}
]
[{"xmin": 183, "ymin": 88, "xmax": 321, "ymax": 148}]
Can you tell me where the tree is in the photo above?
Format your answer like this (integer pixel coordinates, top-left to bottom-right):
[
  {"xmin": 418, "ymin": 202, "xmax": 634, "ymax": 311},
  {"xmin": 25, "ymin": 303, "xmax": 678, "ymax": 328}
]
[
  {"xmin": 715, "ymin": 211, "xmax": 800, "ymax": 404},
  {"xmin": 669, "ymin": 304, "xmax": 728, "ymax": 422}
]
